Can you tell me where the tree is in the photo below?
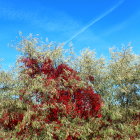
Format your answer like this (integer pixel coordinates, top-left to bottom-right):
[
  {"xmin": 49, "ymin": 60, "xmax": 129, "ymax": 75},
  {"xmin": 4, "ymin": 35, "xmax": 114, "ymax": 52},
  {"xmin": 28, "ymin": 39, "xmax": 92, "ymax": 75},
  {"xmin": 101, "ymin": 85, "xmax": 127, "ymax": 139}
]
[
  {"xmin": 0, "ymin": 35, "xmax": 140, "ymax": 139},
  {"xmin": 109, "ymin": 46, "xmax": 140, "ymax": 109},
  {"xmin": 0, "ymin": 35, "xmax": 102, "ymax": 139}
]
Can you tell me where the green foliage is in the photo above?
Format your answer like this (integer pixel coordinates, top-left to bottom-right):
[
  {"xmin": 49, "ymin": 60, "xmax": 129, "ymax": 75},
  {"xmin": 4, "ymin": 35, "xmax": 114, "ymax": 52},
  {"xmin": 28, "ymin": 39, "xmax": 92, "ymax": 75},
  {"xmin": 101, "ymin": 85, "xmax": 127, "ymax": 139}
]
[{"xmin": 0, "ymin": 35, "xmax": 140, "ymax": 139}]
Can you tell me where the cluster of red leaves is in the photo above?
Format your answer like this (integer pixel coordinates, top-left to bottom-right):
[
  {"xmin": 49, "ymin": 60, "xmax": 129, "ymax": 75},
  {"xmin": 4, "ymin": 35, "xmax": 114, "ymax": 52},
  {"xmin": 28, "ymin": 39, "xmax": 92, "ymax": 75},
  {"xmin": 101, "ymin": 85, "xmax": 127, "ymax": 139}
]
[
  {"xmin": 20, "ymin": 57, "xmax": 102, "ymax": 119},
  {"xmin": 0, "ymin": 57, "xmax": 103, "ymax": 139},
  {"xmin": 0, "ymin": 112, "xmax": 23, "ymax": 130}
]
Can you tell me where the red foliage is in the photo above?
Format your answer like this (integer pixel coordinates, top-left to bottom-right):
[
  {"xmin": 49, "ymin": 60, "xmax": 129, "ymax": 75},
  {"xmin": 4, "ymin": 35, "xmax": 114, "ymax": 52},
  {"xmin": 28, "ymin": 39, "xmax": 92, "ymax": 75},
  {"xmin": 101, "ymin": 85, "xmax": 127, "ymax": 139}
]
[
  {"xmin": 0, "ymin": 57, "xmax": 103, "ymax": 139},
  {"xmin": 0, "ymin": 112, "xmax": 23, "ymax": 130},
  {"xmin": 41, "ymin": 58, "xmax": 55, "ymax": 75},
  {"xmin": 88, "ymin": 75, "xmax": 94, "ymax": 81},
  {"xmin": 66, "ymin": 135, "xmax": 79, "ymax": 140}
]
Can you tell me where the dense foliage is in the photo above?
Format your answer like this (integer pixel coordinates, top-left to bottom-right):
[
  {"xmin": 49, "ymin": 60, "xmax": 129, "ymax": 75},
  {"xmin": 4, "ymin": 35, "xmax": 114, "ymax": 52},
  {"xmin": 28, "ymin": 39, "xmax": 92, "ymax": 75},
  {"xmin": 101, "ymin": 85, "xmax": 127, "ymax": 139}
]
[
  {"xmin": 0, "ymin": 57, "xmax": 102, "ymax": 139},
  {"xmin": 0, "ymin": 35, "xmax": 140, "ymax": 139}
]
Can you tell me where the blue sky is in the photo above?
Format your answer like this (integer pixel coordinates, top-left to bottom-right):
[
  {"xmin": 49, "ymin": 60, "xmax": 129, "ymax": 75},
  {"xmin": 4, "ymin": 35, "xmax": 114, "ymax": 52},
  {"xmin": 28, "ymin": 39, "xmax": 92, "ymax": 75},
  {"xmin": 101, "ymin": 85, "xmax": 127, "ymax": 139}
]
[{"xmin": 0, "ymin": 0, "xmax": 140, "ymax": 70}]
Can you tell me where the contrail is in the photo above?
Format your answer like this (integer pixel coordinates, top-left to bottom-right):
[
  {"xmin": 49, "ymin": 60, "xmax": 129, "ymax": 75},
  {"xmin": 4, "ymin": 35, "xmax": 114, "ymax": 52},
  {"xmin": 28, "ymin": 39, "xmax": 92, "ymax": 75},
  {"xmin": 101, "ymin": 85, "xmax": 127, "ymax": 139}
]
[{"xmin": 64, "ymin": 0, "xmax": 124, "ymax": 46}]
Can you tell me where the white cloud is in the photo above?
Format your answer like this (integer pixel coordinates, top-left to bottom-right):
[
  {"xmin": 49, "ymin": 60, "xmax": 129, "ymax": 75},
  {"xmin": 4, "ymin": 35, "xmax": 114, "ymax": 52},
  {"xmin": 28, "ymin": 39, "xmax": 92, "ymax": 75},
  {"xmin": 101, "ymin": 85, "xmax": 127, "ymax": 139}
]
[
  {"xmin": 0, "ymin": 6, "xmax": 81, "ymax": 41},
  {"xmin": 101, "ymin": 11, "xmax": 140, "ymax": 37},
  {"xmin": 63, "ymin": 0, "xmax": 125, "ymax": 46}
]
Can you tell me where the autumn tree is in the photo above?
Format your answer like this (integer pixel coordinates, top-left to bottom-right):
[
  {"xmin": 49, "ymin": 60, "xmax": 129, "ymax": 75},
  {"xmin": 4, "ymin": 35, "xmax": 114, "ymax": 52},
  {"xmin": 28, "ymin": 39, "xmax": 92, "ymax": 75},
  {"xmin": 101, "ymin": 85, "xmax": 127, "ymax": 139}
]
[
  {"xmin": 0, "ymin": 34, "xmax": 140, "ymax": 139},
  {"xmin": 0, "ymin": 35, "xmax": 103, "ymax": 139}
]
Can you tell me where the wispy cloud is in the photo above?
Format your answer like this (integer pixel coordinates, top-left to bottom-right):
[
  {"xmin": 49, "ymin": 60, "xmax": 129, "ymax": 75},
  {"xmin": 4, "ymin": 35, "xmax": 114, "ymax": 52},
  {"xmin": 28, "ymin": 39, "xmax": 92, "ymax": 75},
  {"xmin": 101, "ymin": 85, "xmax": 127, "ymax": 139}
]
[
  {"xmin": 101, "ymin": 10, "xmax": 140, "ymax": 37},
  {"xmin": 0, "ymin": 6, "xmax": 81, "ymax": 41},
  {"xmin": 64, "ymin": 0, "xmax": 125, "ymax": 46},
  {"xmin": 0, "ymin": 7, "xmax": 36, "ymax": 21}
]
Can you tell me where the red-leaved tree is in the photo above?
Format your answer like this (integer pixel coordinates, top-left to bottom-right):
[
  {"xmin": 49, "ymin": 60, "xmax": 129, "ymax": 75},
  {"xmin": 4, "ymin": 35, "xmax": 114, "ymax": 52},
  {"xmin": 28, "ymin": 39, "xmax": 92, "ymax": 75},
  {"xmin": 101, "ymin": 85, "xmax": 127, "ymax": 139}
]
[{"xmin": 0, "ymin": 57, "xmax": 103, "ymax": 139}]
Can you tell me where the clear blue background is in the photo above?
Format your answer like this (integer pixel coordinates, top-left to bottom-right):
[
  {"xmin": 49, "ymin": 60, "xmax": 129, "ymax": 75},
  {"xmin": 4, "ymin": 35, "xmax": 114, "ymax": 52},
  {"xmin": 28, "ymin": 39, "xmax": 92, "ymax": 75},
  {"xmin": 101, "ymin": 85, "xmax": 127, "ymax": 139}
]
[{"xmin": 0, "ymin": 0, "xmax": 140, "ymax": 70}]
